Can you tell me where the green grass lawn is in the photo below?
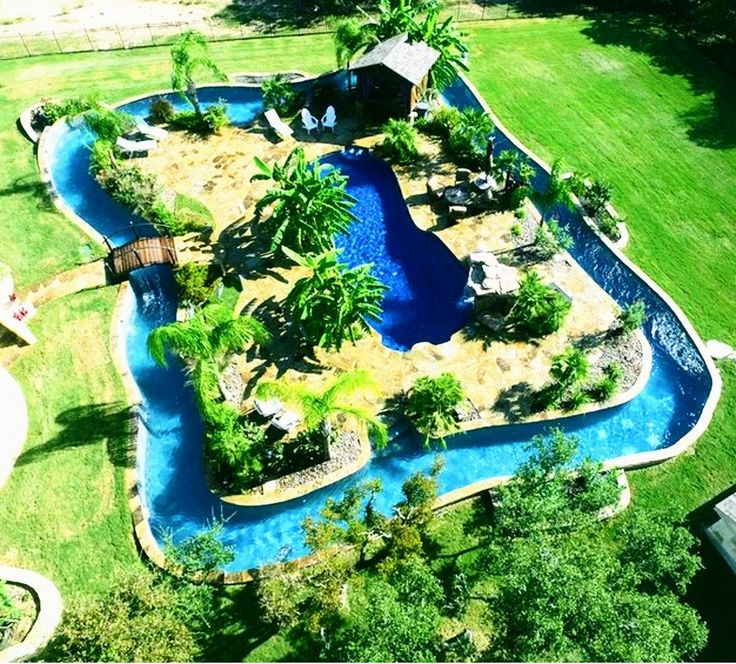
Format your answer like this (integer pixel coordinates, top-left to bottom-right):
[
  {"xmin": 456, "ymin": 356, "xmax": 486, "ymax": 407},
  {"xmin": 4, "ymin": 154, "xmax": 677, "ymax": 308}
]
[
  {"xmin": 1, "ymin": 19, "xmax": 735, "ymax": 660},
  {"xmin": 0, "ymin": 33, "xmax": 336, "ymax": 289}
]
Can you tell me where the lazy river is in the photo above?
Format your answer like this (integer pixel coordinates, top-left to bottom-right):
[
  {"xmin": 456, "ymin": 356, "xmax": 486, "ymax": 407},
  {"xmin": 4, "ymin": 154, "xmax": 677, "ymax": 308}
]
[{"xmin": 41, "ymin": 75, "xmax": 719, "ymax": 571}]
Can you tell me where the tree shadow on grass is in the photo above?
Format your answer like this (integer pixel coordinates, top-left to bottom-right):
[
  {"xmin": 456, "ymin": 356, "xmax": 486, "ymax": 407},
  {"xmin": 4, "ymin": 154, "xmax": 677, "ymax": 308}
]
[
  {"xmin": 215, "ymin": 0, "xmax": 364, "ymax": 32},
  {"xmin": 16, "ymin": 401, "xmax": 136, "ymax": 469},
  {"xmin": 0, "ymin": 174, "xmax": 56, "ymax": 212}
]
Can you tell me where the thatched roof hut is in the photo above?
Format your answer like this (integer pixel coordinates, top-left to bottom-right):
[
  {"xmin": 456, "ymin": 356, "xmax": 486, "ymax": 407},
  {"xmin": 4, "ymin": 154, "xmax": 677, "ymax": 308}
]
[{"xmin": 350, "ymin": 33, "xmax": 439, "ymax": 118}]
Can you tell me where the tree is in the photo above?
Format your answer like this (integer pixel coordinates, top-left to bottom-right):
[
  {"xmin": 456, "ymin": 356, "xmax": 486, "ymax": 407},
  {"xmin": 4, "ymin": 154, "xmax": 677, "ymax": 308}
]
[
  {"xmin": 251, "ymin": 147, "xmax": 357, "ymax": 255},
  {"xmin": 170, "ymin": 30, "xmax": 227, "ymax": 119},
  {"xmin": 281, "ymin": 247, "xmax": 387, "ymax": 351},
  {"xmin": 328, "ymin": 556, "xmax": 445, "ymax": 662},
  {"xmin": 483, "ymin": 534, "xmax": 708, "ymax": 662},
  {"xmin": 404, "ymin": 373, "xmax": 466, "ymax": 447},
  {"xmin": 255, "ymin": 368, "xmax": 389, "ymax": 449},
  {"xmin": 147, "ymin": 302, "xmax": 270, "ymax": 401},
  {"xmin": 43, "ymin": 571, "xmax": 201, "ymax": 662},
  {"xmin": 533, "ymin": 160, "xmax": 574, "ymax": 221},
  {"xmin": 261, "ymin": 74, "xmax": 298, "ymax": 115},
  {"xmin": 492, "ymin": 427, "xmax": 621, "ymax": 538},
  {"xmin": 508, "ymin": 270, "xmax": 571, "ymax": 337},
  {"xmin": 334, "ymin": 18, "xmax": 367, "ymax": 69},
  {"xmin": 163, "ymin": 519, "xmax": 235, "ymax": 576}
]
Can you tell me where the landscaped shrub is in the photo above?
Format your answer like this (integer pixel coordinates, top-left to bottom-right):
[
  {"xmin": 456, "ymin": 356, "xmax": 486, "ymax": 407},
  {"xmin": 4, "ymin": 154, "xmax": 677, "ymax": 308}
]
[
  {"xmin": 85, "ymin": 107, "xmax": 136, "ymax": 142},
  {"xmin": 40, "ymin": 92, "xmax": 100, "ymax": 125},
  {"xmin": 496, "ymin": 149, "xmax": 535, "ymax": 210},
  {"xmin": 597, "ymin": 209, "xmax": 621, "ymax": 240},
  {"xmin": 508, "ymin": 270, "xmax": 571, "ymax": 337},
  {"xmin": 445, "ymin": 108, "xmax": 494, "ymax": 169},
  {"xmin": 88, "ymin": 139, "xmax": 116, "ymax": 175},
  {"xmin": 202, "ymin": 101, "xmax": 229, "ymax": 133},
  {"xmin": 417, "ymin": 105, "xmax": 461, "ymax": 138},
  {"xmin": 534, "ymin": 216, "xmax": 574, "ymax": 259},
  {"xmin": 618, "ymin": 299, "xmax": 648, "ymax": 335},
  {"xmin": 0, "ymin": 581, "xmax": 21, "ymax": 638},
  {"xmin": 588, "ymin": 362, "xmax": 623, "ymax": 403},
  {"xmin": 378, "ymin": 119, "xmax": 420, "ymax": 165},
  {"xmin": 149, "ymin": 97, "xmax": 176, "ymax": 124},
  {"xmin": 96, "ymin": 164, "xmax": 160, "ymax": 215},
  {"xmin": 261, "ymin": 74, "xmax": 299, "ymax": 115},
  {"xmin": 404, "ymin": 372, "xmax": 466, "ymax": 447},
  {"xmin": 536, "ymin": 346, "xmax": 590, "ymax": 410},
  {"xmin": 174, "ymin": 263, "xmax": 214, "ymax": 306}
]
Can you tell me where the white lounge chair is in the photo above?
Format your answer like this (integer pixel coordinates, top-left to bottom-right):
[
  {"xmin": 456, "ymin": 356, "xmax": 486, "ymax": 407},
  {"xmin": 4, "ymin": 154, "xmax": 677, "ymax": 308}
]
[
  {"xmin": 254, "ymin": 398, "xmax": 283, "ymax": 418},
  {"xmin": 116, "ymin": 136, "xmax": 158, "ymax": 156},
  {"xmin": 264, "ymin": 108, "xmax": 294, "ymax": 140},
  {"xmin": 136, "ymin": 119, "xmax": 168, "ymax": 141},
  {"xmin": 321, "ymin": 105, "xmax": 337, "ymax": 132},
  {"xmin": 300, "ymin": 108, "xmax": 319, "ymax": 134},
  {"xmin": 271, "ymin": 410, "xmax": 301, "ymax": 432}
]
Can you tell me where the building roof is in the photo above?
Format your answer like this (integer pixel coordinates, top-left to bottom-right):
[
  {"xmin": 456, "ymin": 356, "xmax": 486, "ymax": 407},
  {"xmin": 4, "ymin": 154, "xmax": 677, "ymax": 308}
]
[{"xmin": 350, "ymin": 33, "xmax": 440, "ymax": 87}]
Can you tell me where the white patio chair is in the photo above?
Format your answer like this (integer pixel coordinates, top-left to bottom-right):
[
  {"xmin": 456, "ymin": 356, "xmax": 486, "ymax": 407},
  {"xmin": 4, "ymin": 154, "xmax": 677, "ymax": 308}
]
[
  {"xmin": 301, "ymin": 108, "xmax": 319, "ymax": 134},
  {"xmin": 271, "ymin": 410, "xmax": 301, "ymax": 432},
  {"xmin": 254, "ymin": 398, "xmax": 283, "ymax": 418},
  {"xmin": 136, "ymin": 119, "xmax": 168, "ymax": 141},
  {"xmin": 321, "ymin": 105, "xmax": 337, "ymax": 132},
  {"xmin": 264, "ymin": 108, "xmax": 294, "ymax": 140},
  {"xmin": 116, "ymin": 136, "xmax": 158, "ymax": 156}
]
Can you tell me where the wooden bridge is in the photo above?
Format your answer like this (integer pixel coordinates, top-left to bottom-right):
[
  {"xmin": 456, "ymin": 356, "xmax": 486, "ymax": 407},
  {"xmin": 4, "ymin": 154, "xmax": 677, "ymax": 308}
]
[{"xmin": 108, "ymin": 235, "xmax": 177, "ymax": 280}]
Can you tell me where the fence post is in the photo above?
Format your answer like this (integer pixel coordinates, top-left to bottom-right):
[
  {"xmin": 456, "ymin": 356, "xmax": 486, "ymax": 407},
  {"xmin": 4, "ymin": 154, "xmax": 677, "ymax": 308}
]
[
  {"xmin": 506, "ymin": 3, "xmax": 510, "ymax": 18},
  {"xmin": 116, "ymin": 24, "xmax": 125, "ymax": 49},
  {"xmin": 481, "ymin": 3, "xmax": 486, "ymax": 20},
  {"xmin": 84, "ymin": 27, "xmax": 95, "ymax": 50},
  {"xmin": 456, "ymin": 0, "xmax": 461, "ymax": 20},
  {"xmin": 51, "ymin": 30, "xmax": 63, "ymax": 54},
  {"xmin": 147, "ymin": 23, "xmax": 156, "ymax": 46},
  {"xmin": 18, "ymin": 32, "xmax": 31, "ymax": 57}
]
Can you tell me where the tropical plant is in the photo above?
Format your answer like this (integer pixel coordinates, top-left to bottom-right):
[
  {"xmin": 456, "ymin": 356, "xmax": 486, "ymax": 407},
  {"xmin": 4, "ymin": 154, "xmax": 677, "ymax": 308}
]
[
  {"xmin": 379, "ymin": 118, "xmax": 420, "ymax": 164},
  {"xmin": 413, "ymin": 3, "xmax": 469, "ymax": 92},
  {"xmin": 84, "ymin": 107, "xmax": 136, "ymax": 143},
  {"xmin": 40, "ymin": 92, "xmax": 100, "ymax": 125},
  {"xmin": 618, "ymin": 299, "xmax": 648, "ymax": 334},
  {"xmin": 147, "ymin": 303, "xmax": 270, "ymax": 399},
  {"xmin": 281, "ymin": 247, "xmax": 387, "ymax": 351},
  {"xmin": 170, "ymin": 30, "xmax": 227, "ymax": 119},
  {"xmin": 334, "ymin": 18, "xmax": 367, "ymax": 69},
  {"xmin": 496, "ymin": 149, "xmax": 535, "ymax": 209},
  {"xmin": 534, "ymin": 216, "xmax": 574, "ymax": 259},
  {"xmin": 174, "ymin": 263, "xmax": 215, "ymax": 306},
  {"xmin": 533, "ymin": 159, "xmax": 574, "ymax": 221},
  {"xmin": 588, "ymin": 361, "xmax": 623, "ymax": 403},
  {"xmin": 202, "ymin": 100, "xmax": 229, "ymax": 132},
  {"xmin": 255, "ymin": 368, "xmax": 389, "ymax": 448},
  {"xmin": 251, "ymin": 147, "xmax": 357, "ymax": 255},
  {"xmin": 445, "ymin": 108, "xmax": 494, "ymax": 169},
  {"xmin": 508, "ymin": 270, "xmax": 571, "ymax": 337},
  {"xmin": 404, "ymin": 372, "xmax": 465, "ymax": 447},
  {"xmin": 261, "ymin": 74, "xmax": 299, "ymax": 115},
  {"xmin": 545, "ymin": 346, "xmax": 590, "ymax": 408}
]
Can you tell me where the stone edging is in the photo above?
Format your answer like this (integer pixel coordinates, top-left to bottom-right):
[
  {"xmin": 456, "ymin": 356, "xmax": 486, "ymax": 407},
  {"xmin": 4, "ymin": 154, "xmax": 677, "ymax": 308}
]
[
  {"xmin": 0, "ymin": 367, "xmax": 29, "ymax": 490},
  {"xmin": 0, "ymin": 565, "xmax": 63, "ymax": 663},
  {"xmin": 456, "ymin": 71, "xmax": 722, "ymax": 473},
  {"xmin": 221, "ymin": 429, "xmax": 372, "ymax": 507},
  {"xmin": 17, "ymin": 103, "xmax": 42, "ymax": 144}
]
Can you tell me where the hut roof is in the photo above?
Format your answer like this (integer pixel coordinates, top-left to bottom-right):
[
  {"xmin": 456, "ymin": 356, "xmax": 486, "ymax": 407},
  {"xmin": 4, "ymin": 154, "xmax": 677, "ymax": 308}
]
[{"xmin": 350, "ymin": 33, "xmax": 440, "ymax": 87}]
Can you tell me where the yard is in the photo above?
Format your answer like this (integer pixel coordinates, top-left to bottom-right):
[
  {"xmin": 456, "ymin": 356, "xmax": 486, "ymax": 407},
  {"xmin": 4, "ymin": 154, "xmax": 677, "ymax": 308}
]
[{"xmin": 0, "ymin": 14, "xmax": 734, "ymax": 661}]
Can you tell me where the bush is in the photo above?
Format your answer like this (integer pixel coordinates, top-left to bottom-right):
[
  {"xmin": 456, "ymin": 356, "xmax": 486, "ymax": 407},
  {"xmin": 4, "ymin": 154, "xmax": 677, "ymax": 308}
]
[
  {"xmin": 509, "ymin": 270, "xmax": 571, "ymax": 337},
  {"xmin": 618, "ymin": 299, "xmax": 647, "ymax": 334},
  {"xmin": 405, "ymin": 373, "xmax": 466, "ymax": 447},
  {"xmin": 163, "ymin": 520, "xmax": 235, "ymax": 575},
  {"xmin": 149, "ymin": 97, "xmax": 175, "ymax": 124},
  {"xmin": 202, "ymin": 101, "xmax": 229, "ymax": 133},
  {"xmin": 96, "ymin": 164, "xmax": 160, "ymax": 215},
  {"xmin": 511, "ymin": 223, "xmax": 523, "ymax": 237},
  {"xmin": 0, "ymin": 581, "xmax": 21, "ymax": 635},
  {"xmin": 379, "ymin": 119, "xmax": 420, "ymax": 165},
  {"xmin": 597, "ymin": 209, "xmax": 621, "ymax": 240},
  {"xmin": 85, "ymin": 108, "xmax": 135, "ymax": 142},
  {"xmin": 174, "ymin": 263, "xmax": 214, "ymax": 305},
  {"xmin": 261, "ymin": 74, "xmax": 299, "ymax": 115},
  {"xmin": 445, "ymin": 108, "xmax": 494, "ymax": 169},
  {"xmin": 88, "ymin": 139, "xmax": 116, "ymax": 175},
  {"xmin": 416, "ymin": 105, "xmax": 461, "ymax": 138},
  {"xmin": 584, "ymin": 177, "xmax": 612, "ymax": 215},
  {"xmin": 534, "ymin": 216, "xmax": 574, "ymax": 259},
  {"xmin": 40, "ymin": 92, "xmax": 100, "ymax": 125}
]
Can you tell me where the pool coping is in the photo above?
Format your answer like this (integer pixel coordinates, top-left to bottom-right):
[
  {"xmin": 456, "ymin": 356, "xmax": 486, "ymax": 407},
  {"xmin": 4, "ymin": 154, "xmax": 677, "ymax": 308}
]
[{"xmin": 38, "ymin": 71, "xmax": 723, "ymax": 583}]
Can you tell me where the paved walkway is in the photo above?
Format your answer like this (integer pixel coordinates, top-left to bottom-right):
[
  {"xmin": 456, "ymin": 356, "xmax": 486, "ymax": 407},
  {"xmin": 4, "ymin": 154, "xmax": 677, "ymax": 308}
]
[
  {"xmin": 0, "ymin": 565, "xmax": 63, "ymax": 662},
  {"xmin": 0, "ymin": 367, "xmax": 28, "ymax": 489}
]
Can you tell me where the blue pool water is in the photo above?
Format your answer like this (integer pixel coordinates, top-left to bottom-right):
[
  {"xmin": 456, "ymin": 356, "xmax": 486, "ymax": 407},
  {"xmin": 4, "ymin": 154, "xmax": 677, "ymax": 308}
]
[
  {"xmin": 326, "ymin": 149, "xmax": 471, "ymax": 350},
  {"xmin": 43, "ymin": 78, "xmax": 717, "ymax": 571}
]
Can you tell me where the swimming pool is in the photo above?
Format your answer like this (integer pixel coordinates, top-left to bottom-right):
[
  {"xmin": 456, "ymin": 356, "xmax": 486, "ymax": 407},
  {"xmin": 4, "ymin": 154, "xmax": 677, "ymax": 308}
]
[{"xmin": 40, "ymin": 75, "xmax": 720, "ymax": 571}]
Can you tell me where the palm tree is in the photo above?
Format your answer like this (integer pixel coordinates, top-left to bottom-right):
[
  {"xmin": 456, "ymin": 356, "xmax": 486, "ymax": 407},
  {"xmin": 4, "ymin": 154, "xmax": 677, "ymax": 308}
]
[
  {"xmin": 255, "ymin": 369, "xmax": 389, "ymax": 448},
  {"xmin": 334, "ymin": 18, "xmax": 368, "ymax": 70},
  {"xmin": 533, "ymin": 160, "xmax": 574, "ymax": 221},
  {"xmin": 404, "ymin": 372, "xmax": 465, "ymax": 447},
  {"xmin": 251, "ymin": 147, "xmax": 357, "ymax": 255},
  {"xmin": 170, "ymin": 30, "xmax": 227, "ymax": 119},
  {"xmin": 508, "ymin": 270, "xmax": 571, "ymax": 336},
  {"xmin": 282, "ymin": 247, "xmax": 387, "ymax": 351},
  {"xmin": 147, "ymin": 303, "xmax": 270, "ymax": 400}
]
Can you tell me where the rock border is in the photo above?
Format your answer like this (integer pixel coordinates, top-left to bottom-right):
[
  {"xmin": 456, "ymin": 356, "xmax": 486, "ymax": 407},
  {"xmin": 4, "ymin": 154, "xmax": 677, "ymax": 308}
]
[{"xmin": 0, "ymin": 566, "xmax": 63, "ymax": 663}]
